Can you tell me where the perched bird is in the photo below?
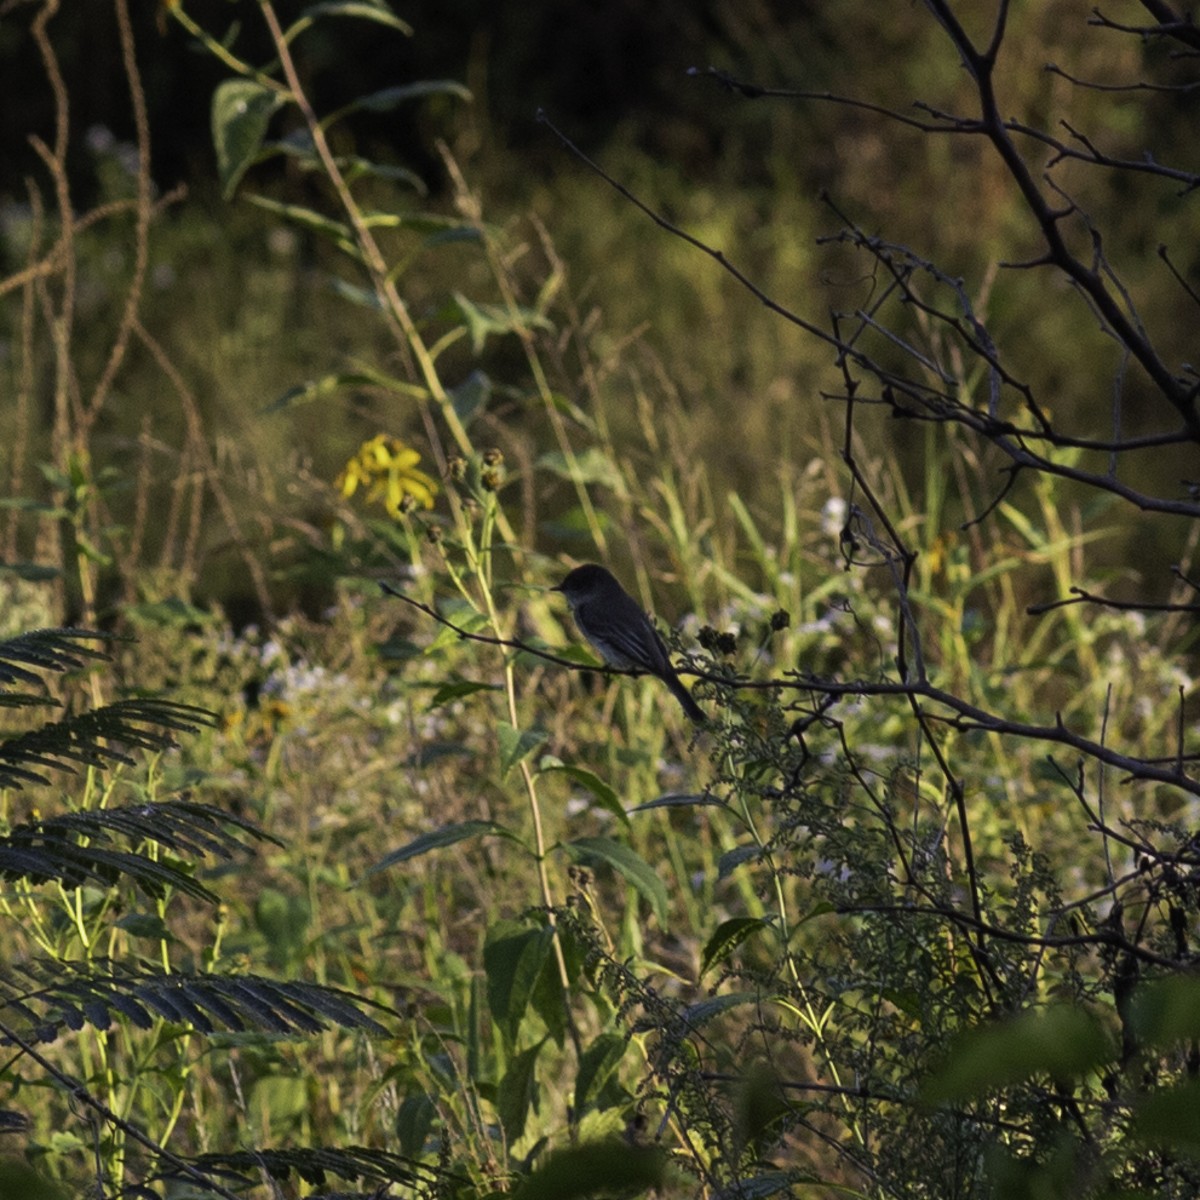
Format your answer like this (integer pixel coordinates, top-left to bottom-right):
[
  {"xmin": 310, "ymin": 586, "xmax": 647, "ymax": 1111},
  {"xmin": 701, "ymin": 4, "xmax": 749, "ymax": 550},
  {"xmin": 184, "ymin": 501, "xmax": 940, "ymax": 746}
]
[{"xmin": 553, "ymin": 563, "xmax": 706, "ymax": 724}]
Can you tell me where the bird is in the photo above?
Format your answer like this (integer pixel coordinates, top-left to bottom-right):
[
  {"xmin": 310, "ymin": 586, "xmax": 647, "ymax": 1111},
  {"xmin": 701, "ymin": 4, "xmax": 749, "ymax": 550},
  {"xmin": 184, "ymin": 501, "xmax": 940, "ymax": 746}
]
[{"xmin": 553, "ymin": 563, "xmax": 706, "ymax": 724}]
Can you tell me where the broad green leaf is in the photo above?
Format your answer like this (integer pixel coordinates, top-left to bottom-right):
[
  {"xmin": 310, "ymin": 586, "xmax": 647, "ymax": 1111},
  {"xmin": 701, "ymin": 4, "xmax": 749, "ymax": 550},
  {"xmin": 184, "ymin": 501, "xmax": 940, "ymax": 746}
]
[
  {"xmin": 395, "ymin": 1093, "xmax": 436, "ymax": 1158},
  {"xmin": 0, "ymin": 1161, "xmax": 69, "ymax": 1200},
  {"xmin": 212, "ymin": 80, "xmax": 282, "ymax": 198},
  {"xmin": 484, "ymin": 921, "xmax": 555, "ymax": 1048},
  {"xmin": 539, "ymin": 760, "xmax": 628, "ymax": 827},
  {"xmin": 498, "ymin": 1040, "xmax": 544, "ymax": 1143},
  {"xmin": 733, "ymin": 1063, "xmax": 791, "ymax": 1161},
  {"xmin": 701, "ymin": 916, "xmax": 773, "ymax": 977},
  {"xmin": 1129, "ymin": 975, "xmax": 1200, "ymax": 1046},
  {"xmin": 921, "ymin": 1006, "xmax": 1113, "ymax": 1104},
  {"xmin": 530, "ymin": 940, "xmax": 570, "ymax": 1048},
  {"xmin": 498, "ymin": 722, "xmax": 547, "ymax": 778},
  {"xmin": 1131, "ymin": 1079, "xmax": 1200, "ymax": 1152},
  {"xmin": 362, "ymin": 820, "xmax": 512, "ymax": 878},
  {"xmin": 513, "ymin": 1140, "xmax": 665, "ymax": 1200},
  {"xmin": 574, "ymin": 1032, "xmax": 628, "ymax": 1114},
  {"xmin": 561, "ymin": 837, "xmax": 669, "ymax": 926}
]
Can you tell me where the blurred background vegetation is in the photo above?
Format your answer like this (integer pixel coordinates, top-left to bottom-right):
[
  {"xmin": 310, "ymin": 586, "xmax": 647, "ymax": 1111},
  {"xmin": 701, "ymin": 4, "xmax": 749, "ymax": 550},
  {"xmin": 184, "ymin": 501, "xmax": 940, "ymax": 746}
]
[
  {"xmin": 4, "ymin": 0, "xmax": 1194, "ymax": 622},
  {"xmin": 2, "ymin": 1, "xmax": 1199, "ymax": 1196}
]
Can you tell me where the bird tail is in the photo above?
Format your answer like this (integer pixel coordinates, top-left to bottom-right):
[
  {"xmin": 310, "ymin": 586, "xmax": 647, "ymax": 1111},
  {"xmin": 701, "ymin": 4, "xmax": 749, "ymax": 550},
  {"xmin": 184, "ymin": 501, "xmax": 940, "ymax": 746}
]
[{"xmin": 666, "ymin": 674, "xmax": 706, "ymax": 724}]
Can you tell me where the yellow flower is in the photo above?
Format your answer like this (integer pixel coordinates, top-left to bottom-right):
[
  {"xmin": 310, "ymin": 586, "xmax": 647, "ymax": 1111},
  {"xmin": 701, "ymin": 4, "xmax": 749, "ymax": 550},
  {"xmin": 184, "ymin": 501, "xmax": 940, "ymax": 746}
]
[{"xmin": 336, "ymin": 435, "xmax": 438, "ymax": 517}]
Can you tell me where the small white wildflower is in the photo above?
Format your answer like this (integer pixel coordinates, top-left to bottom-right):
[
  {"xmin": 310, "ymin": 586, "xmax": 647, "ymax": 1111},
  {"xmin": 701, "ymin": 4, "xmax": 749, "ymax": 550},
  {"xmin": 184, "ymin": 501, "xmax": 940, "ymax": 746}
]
[{"xmin": 820, "ymin": 496, "xmax": 848, "ymax": 539}]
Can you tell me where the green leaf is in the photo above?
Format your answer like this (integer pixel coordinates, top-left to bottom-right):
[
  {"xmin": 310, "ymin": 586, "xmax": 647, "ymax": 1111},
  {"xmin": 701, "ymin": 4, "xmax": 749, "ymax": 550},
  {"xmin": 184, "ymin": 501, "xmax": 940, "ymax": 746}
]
[
  {"xmin": 0, "ymin": 562, "xmax": 60, "ymax": 582},
  {"xmin": 114, "ymin": 913, "xmax": 172, "ymax": 942},
  {"xmin": 530, "ymin": 938, "xmax": 571, "ymax": 1049},
  {"xmin": 450, "ymin": 370, "xmax": 492, "ymax": 427},
  {"xmin": 328, "ymin": 277, "xmax": 383, "ymax": 309},
  {"xmin": 561, "ymin": 837, "xmax": 669, "ymax": 926},
  {"xmin": 733, "ymin": 1063, "xmax": 791, "ymax": 1161},
  {"xmin": 498, "ymin": 722, "xmax": 547, "ymax": 778},
  {"xmin": 428, "ymin": 678, "xmax": 494, "ymax": 708},
  {"xmin": 362, "ymin": 820, "xmax": 512, "ymax": 878},
  {"xmin": 921, "ymin": 1005, "xmax": 1114, "ymax": 1105},
  {"xmin": 629, "ymin": 791, "xmax": 724, "ymax": 814},
  {"xmin": 427, "ymin": 606, "xmax": 489, "ymax": 653},
  {"xmin": 715, "ymin": 1170, "xmax": 796, "ymax": 1199},
  {"xmin": 484, "ymin": 921, "xmax": 555, "ymax": 1048},
  {"xmin": 541, "ymin": 504, "xmax": 614, "ymax": 541},
  {"xmin": 212, "ymin": 80, "xmax": 282, "ymax": 199},
  {"xmin": 254, "ymin": 887, "xmax": 311, "ymax": 968},
  {"xmin": 701, "ymin": 917, "xmax": 773, "ymax": 977},
  {"xmin": 123, "ymin": 597, "xmax": 211, "ymax": 627},
  {"xmin": 1129, "ymin": 975, "xmax": 1200, "ymax": 1046},
  {"xmin": 1130, "ymin": 1079, "xmax": 1200, "ymax": 1152},
  {"xmin": 296, "ymin": 1, "xmax": 413, "ymax": 35},
  {"xmin": 0, "ymin": 698, "xmax": 217, "ymax": 791},
  {"xmin": 0, "ymin": 959, "xmax": 389, "ymax": 1041},
  {"xmin": 717, "ymin": 844, "xmax": 763, "ymax": 879},
  {"xmin": 0, "ymin": 1160, "xmax": 69, "ymax": 1200},
  {"xmin": 574, "ymin": 1032, "xmax": 628, "ymax": 1114},
  {"xmin": 498, "ymin": 1040, "xmax": 544, "ymax": 1143},
  {"xmin": 453, "ymin": 292, "xmax": 552, "ymax": 354},
  {"xmin": 245, "ymin": 193, "xmax": 354, "ymax": 244},
  {"xmin": 539, "ymin": 761, "xmax": 628, "ymax": 827},
  {"xmin": 262, "ymin": 371, "xmax": 381, "ymax": 413},
  {"xmin": 395, "ymin": 1092, "xmax": 436, "ymax": 1157},
  {"xmin": 681, "ymin": 991, "xmax": 763, "ymax": 1027},
  {"xmin": 331, "ymin": 80, "xmax": 472, "ymax": 126},
  {"xmin": 341, "ymin": 157, "xmax": 427, "ymax": 191},
  {"xmin": 512, "ymin": 1140, "xmax": 666, "ymax": 1200}
]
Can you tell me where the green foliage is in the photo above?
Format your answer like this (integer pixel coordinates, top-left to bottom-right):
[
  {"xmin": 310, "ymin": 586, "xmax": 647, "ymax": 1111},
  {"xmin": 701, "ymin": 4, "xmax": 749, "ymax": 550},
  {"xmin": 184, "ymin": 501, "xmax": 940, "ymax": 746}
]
[
  {"xmin": 0, "ymin": 628, "xmax": 396, "ymax": 1196},
  {"xmin": 4, "ymin": 1, "xmax": 1200, "ymax": 1197}
]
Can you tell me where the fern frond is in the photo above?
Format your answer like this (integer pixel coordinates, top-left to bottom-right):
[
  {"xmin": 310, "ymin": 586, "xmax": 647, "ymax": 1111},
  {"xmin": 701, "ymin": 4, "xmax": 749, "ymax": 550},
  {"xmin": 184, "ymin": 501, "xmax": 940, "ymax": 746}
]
[
  {"xmin": 178, "ymin": 1145, "xmax": 452, "ymax": 1192},
  {"xmin": 0, "ymin": 1108, "xmax": 30, "ymax": 1133},
  {"xmin": 0, "ymin": 799, "xmax": 276, "ymax": 901},
  {"xmin": 0, "ymin": 698, "xmax": 217, "ymax": 789},
  {"xmin": 0, "ymin": 959, "xmax": 392, "ymax": 1044},
  {"xmin": 0, "ymin": 628, "xmax": 112, "ymax": 690}
]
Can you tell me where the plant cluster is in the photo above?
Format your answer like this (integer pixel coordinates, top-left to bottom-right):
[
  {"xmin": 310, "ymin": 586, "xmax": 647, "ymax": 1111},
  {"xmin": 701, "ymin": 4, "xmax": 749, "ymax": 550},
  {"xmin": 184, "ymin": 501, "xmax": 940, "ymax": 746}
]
[{"xmin": 2, "ymin": 1, "xmax": 1200, "ymax": 1199}]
